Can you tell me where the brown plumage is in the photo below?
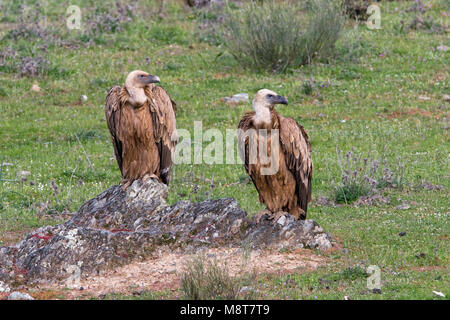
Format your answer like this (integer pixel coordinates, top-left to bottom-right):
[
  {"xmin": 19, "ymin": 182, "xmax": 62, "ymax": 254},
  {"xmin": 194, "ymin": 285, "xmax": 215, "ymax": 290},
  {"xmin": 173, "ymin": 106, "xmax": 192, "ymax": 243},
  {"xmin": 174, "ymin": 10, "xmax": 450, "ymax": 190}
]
[
  {"xmin": 238, "ymin": 89, "xmax": 313, "ymax": 220},
  {"xmin": 105, "ymin": 70, "xmax": 177, "ymax": 189}
]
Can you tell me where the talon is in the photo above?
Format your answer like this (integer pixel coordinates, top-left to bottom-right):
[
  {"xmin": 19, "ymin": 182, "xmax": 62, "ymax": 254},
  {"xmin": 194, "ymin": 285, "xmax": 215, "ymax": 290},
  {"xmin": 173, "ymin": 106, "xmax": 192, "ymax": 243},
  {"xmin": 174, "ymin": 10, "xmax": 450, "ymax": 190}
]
[
  {"xmin": 254, "ymin": 209, "xmax": 271, "ymax": 224},
  {"xmin": 121, "ymin": 180, "xmax": 131, "ymax": 191},
  {"xmin": 268, "ymin": 211, "xmax": 287, "ymax": 225},
  {"xmin": 142, "ymin": 174, "xmax": 159, "ymax": 184}
]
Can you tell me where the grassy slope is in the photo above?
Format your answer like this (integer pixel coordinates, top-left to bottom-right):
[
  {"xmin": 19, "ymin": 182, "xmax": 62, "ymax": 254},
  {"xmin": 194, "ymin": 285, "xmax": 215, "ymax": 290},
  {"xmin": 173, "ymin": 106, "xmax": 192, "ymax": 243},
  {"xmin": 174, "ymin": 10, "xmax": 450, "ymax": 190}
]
[{"xmin": 0, "ymin": 0, "xmax": 448, "ymax": 299}]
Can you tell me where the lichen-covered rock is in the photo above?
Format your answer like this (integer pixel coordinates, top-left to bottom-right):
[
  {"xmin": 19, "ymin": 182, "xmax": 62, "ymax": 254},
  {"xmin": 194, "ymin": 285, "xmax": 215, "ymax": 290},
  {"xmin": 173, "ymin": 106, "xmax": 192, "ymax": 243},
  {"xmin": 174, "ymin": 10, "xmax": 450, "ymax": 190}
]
[
  {"xmin": 7, "ymin": 291, "xmax": 34, "ymax": 300},
  {"xmin": 0, "ymin": 179, "xmax": 332, "ymax": 286}
]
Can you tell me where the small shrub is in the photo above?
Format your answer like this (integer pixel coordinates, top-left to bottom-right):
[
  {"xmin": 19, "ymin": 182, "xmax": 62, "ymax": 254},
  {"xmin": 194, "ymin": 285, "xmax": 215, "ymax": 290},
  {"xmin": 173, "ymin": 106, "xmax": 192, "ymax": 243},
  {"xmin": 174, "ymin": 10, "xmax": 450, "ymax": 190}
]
[
  {"xmin": 335, "ymin": 183, "xmax": 371, "ymax": 204},
  {"xmin": 221, "ymin": 0, "xmax": 344, "ymax": 73},
  {"xmin": 327, "ymin": 266, "xmax": 368, "ymax": 282},
  {"xmin": 334, "ymin": 26, "xmax": 374, "ymax": 64},
  {"xmin": 0, "ymin": 49, "xmax": 53, "ymax": 77},
  {"xmin": 334, "ymin": 149, "xmax": 406, "ymax": 204},
  {"xmin": 181, "ymin": 253, "xmax": 256, "ymax": 300},
  {"xmin": 301, "ymin": 79, "xmax": 316, "ymax": 96},
  {"xmin": 181, "ymin": 254, "xmax": 240, "ymax": 299},
  {"xmin": 397, "ymin": 0, "xmax": 446, "ymax": 34},
  {"xmin": 192, "ymin": 0, "xmax": 228, "ymax": 45},
  {"xmin": 18, "ymin": 55, "xmax": 50, "ymax": 76}
]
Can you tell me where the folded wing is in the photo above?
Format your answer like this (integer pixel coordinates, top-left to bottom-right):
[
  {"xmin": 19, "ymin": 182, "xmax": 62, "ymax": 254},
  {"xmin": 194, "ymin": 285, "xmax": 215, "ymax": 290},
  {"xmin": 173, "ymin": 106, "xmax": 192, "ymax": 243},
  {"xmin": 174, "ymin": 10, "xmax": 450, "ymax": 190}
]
[
  {"xmin": 145, "ymin": 85, "xmax": 178, "ymax": 184},
  {"xmin": 105, "ymin": 85, "xmax": 124, "ymax": 175},
  {"xmin": 279, "ymin": 117, "xmax": 313, "ymax": 212}
]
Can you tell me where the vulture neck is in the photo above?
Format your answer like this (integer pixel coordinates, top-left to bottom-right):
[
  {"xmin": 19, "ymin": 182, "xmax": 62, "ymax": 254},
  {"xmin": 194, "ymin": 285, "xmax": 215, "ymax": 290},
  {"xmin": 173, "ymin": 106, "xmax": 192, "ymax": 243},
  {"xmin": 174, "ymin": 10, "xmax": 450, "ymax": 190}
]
[
  {"xmin": 125, "ymin": 85, "xmax": 148, "ymax": 107},
  {"xmin": 253, "ymin": 101, "xmax": 273, "ymax": 129}
]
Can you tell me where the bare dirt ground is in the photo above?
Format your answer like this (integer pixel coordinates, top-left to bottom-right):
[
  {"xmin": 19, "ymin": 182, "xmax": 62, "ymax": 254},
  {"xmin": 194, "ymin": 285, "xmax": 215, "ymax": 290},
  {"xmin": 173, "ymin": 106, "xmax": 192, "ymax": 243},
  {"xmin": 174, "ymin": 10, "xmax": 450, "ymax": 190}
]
[{"xmin": 40, "ymin": 247, "xmax": 328, "ymax": 299}]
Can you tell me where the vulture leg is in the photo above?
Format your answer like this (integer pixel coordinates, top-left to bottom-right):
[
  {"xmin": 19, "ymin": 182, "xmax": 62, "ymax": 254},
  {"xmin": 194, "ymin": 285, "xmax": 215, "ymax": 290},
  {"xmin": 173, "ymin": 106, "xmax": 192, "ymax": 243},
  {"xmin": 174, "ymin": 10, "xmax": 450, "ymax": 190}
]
[
  {"xmin": 121, "ymin": 179, "xmax": 132, "ymax": 191},
  {"xmin": 253, "ymin": 209, "xmax": 272, "ymax": 224},
  {"xmin": 290, "ymin": 207, "xmax": 306, "ymax": 220},
  {"xmin": 142, "ymin": 173, "xmax": 159, "ymax": 184}
]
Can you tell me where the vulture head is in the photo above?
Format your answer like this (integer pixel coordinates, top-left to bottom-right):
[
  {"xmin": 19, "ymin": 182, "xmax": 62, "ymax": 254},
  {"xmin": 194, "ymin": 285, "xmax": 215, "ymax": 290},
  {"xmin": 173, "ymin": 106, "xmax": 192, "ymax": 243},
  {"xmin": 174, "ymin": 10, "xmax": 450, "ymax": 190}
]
[
  {"xmin": 125, "ymin": 70, "xmax": 160, "ymax": 89},
  {"xmin": 125, "ymin": 70, "xmax": 161, "ymax": 106},
  {"xmin": 253, "ymin": 89, "xmax": 288, "ymax": 111}
]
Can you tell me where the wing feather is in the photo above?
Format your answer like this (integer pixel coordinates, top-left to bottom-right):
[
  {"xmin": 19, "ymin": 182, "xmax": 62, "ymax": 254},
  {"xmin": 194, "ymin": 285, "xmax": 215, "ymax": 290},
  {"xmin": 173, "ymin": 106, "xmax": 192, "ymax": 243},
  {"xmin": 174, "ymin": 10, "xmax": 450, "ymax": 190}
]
[
  {"xmin": 145, "ymin": 85, "xmax": 178, "ymax": 184},
  {"xmin": 237, "ymin": 112, "xmax": 261, "ymax": 195},
  {"xmin": 279, "ymin": 117, "xmax": 313, "ymax": 212},
  {"xmin": 105, "ymin": 86, "xmax": 124, "ymax": 175}
]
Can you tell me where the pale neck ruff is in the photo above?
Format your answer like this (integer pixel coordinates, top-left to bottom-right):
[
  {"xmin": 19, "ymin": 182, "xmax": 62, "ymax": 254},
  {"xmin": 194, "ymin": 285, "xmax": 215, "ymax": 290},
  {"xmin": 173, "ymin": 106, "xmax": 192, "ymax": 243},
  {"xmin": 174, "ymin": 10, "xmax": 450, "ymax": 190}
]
[
  {"xmin": 253, "ymin": 101, "xmax": 271, "ymax": 126},
  {"xmin": 126, "ymin": 86, "xmax": 147, "ymax": 106}
]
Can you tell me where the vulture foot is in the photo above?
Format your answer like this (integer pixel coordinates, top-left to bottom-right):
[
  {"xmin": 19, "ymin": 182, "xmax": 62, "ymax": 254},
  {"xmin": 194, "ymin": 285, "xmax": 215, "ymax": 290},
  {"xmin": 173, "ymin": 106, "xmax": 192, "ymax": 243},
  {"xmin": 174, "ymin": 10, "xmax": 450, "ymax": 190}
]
[
  {"xmin": 254, "ymin": 209, "xmax": 271, "ymax": 224},
  {"xmin": 142, "ymin": 174, "xmax": 159, "ymax": 184},
  {"xmin": 291, "ymin": 208, "xmax": 306, "ymax": 220},
  {"xmin": 268, "ymin": 211, "xmax": 288, "ymax": 225},
  {"xmin": 120, "ymin": 179, "xmax": 132, "ymax": 191}
]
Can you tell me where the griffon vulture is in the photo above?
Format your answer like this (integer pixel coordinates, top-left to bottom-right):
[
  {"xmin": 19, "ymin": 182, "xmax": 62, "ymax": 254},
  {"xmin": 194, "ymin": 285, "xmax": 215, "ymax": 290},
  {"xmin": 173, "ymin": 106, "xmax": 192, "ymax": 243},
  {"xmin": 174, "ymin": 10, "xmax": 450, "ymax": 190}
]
[
  {"xmin": 105, "ymin": 70, "xmax": 177, "ymax": 189},
  {"xmin": 238, "ymin": 89, "xmax": 313, "ymax": 221}
]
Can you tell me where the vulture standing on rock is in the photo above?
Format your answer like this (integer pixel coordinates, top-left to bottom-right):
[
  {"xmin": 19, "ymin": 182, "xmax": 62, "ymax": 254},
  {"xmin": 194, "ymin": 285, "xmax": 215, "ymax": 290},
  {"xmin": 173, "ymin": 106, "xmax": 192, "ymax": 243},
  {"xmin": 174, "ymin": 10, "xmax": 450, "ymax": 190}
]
[
  {"xmin": 105, "ymin": 70, "xmax": 178, "ymax": 190},
  {"xmin": 238, "ymin": 89, "xmax": 313, "ymax": 221}
]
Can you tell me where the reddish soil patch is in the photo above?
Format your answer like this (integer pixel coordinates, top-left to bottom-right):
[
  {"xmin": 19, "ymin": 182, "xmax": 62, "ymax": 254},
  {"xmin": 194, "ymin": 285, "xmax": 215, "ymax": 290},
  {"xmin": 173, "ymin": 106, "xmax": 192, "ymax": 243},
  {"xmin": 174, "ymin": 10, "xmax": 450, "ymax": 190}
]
[
  {"xmin": 407, "ymin": 265, "xmax": 447, "ymax": 272},
  {"xmin": 0, "ymin": 229, "xmax": 34, "ymax": 247},
  {"xmin": 386, "ymin": 108, "xmax": 443, "ymax": 119},
  {"xmin": 47, "ymin": 247, "xmax": 327, "ymax": 299}
]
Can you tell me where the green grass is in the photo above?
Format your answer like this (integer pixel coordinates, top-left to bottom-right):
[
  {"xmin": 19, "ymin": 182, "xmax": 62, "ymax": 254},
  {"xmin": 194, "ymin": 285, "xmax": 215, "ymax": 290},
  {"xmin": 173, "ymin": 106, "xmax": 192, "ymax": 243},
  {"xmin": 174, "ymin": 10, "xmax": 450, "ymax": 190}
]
[{"xmin": 0, "ymin": 0, "xmax": 448, "ymax": 299}]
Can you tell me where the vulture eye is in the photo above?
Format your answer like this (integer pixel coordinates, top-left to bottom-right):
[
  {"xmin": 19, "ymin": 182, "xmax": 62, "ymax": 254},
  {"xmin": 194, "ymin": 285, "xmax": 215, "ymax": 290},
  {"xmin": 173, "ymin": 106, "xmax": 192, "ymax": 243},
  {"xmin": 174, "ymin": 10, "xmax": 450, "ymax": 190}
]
[{"xmin": 267, "ymin": 94, "xmax": 273, "ymax": 98}]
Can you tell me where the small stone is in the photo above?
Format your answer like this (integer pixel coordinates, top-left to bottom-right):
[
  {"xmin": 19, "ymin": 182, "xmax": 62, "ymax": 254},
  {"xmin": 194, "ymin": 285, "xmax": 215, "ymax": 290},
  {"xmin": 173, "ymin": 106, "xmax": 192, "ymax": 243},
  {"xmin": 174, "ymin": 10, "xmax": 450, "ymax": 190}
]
[
  {"xmin": 239, "ymin": 286, "xmax": 254, "ymax": 294},
  {"xmin": 17, "ymin": 170, "xmax": 31, "ymax": 181},
  {"xmin": 30, "ymin": 83, "xmax": 40, "ymax": 92},
  {"xmin": 223, "ymin": 93, "xmax": 249, "ymax": 104},
  {"xmin": 166, "ymin": 267, "xmax": 176, "ymax": 274},
  {"xmin": 436, "ymin": 44, "xmax": 448, "ymax": 52},
  {"xmin": 7, "ymin": 292, "xmax": 34, "ymax": 300},
  {"xmin": 276, "ymin": 215, "xmax": 286, "ymax": 226},
  {"xmin": 418, "ymin": 95, "xmax": 431, "ymax": 101},
  {"xmin": 443, "ymin": 94, "xmax": 450, "ymax": 102},
  {"xmin": 0, "ymin": 281, "xmax": 10, "ymax": 293},
  {"xmin": 1, "ymin": 162, "xmax": 13, "ymax": 167},
  {"xmin": 415, "ymin": 252, "xmax": 426, "ymax": 258},
  {"xmin": 395, "ymin": 203, "xmax": 410, "ymax": 210},
  {"xmin": 80, "ymin": 95, "xmax": 88, "ymax": 102},
  {"xmin": 372, "ymin": 288, "xmax": 382, "ymax": 294},
  {"xmin": 432, "ymin": 291, "xmax": 445, "ymax": 298}
]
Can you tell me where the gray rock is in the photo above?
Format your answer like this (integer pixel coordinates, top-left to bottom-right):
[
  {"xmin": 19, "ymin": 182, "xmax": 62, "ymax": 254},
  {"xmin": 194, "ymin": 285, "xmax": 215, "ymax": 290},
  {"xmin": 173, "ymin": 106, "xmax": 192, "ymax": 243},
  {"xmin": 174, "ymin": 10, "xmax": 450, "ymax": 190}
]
[
  {"xmin": 436, "ymin": 44, "xmax": 448, "ymax": 52},
  {"xmin": 223, "ymin": 93, "xmax": 249, "ymax": 104},
  {"xmin": 17, "ymin": 170, "xmax": 31, "ymax": 180},
  {"xmin": 185, "ymin": 0, "xmax": 226, "ymax": 8},
  {"xmin": 7, "ymin": 292, "xmax": 34, "ymax": 300},
  {"xmin": 239, "ymin": 286, "xmax": 254, "ymax": 294},
  {"xmin": 0, "ymin": 179, "xmax": 332, "ymax": 286},
  {"xmin": 276, "ymin": 215, "xmax": 286, "ymax": 226},
  {"xmin": 0, "ymin": 281, "xmax": 10, "ymax": 293}
]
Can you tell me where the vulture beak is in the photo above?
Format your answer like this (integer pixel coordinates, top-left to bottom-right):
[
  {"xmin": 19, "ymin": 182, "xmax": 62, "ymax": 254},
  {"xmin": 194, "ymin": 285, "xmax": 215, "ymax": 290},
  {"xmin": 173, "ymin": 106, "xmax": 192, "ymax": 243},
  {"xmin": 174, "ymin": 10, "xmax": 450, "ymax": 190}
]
[
  {"xmin": 146, "ymin": 74, "xmax": 161, "ymax": 84},
  {"xmin": 275, "ymin": 95, "xmax": 288, "ymax": 105}
]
